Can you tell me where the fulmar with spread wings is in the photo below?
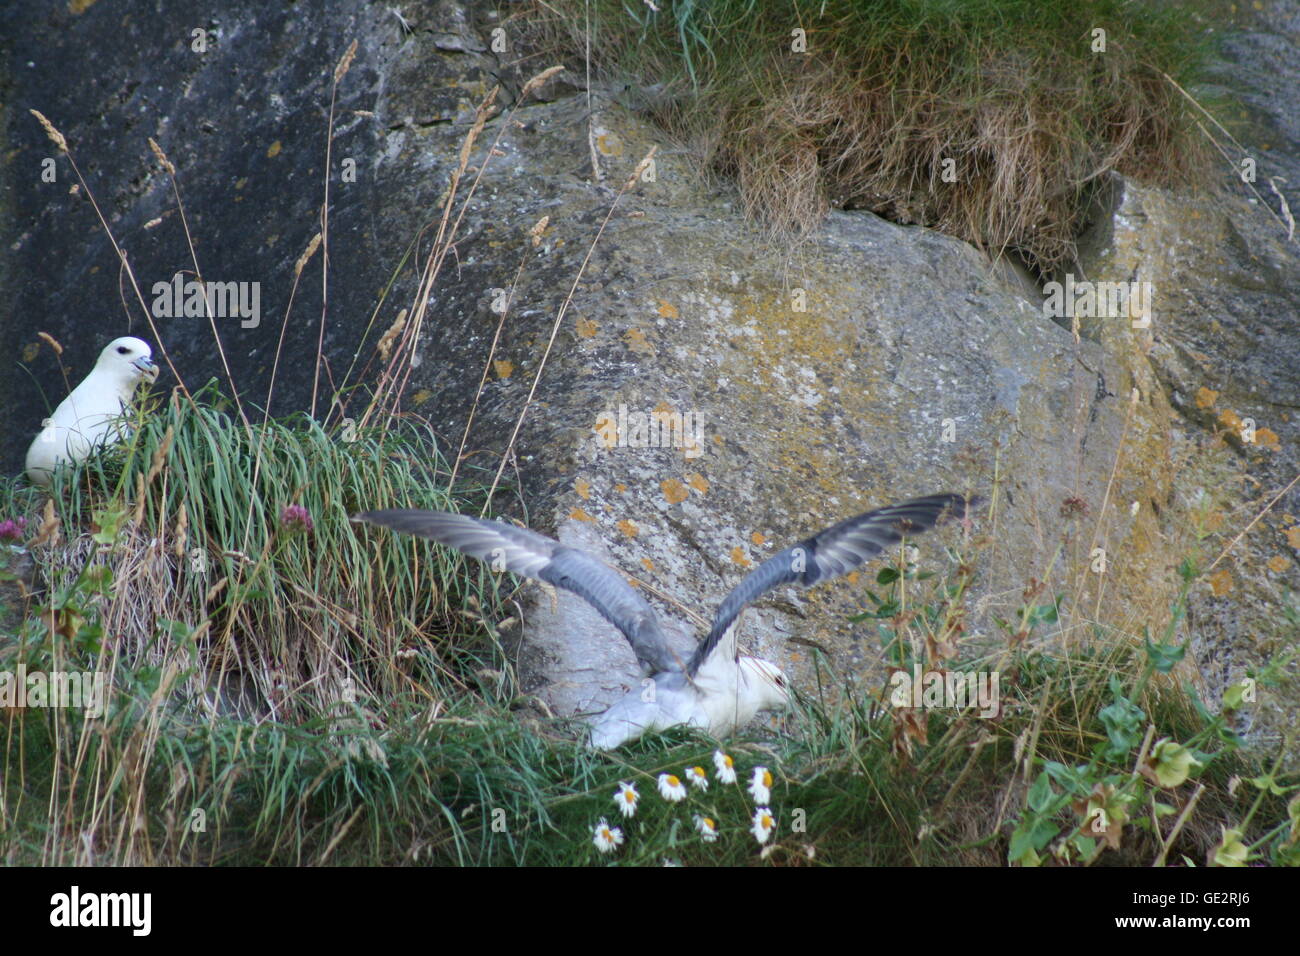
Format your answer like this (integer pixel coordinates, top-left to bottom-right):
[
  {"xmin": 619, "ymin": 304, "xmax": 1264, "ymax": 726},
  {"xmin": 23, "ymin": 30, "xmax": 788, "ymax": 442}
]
[{"xmin": 352, "ymin": 493, "xmax": 973, "ymax": 748}]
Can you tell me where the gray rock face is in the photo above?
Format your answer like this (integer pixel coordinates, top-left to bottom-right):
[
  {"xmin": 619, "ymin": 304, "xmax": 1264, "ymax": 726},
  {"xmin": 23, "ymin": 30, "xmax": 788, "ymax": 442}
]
[
  {"xmin": 1, "ymin": 2, "xmax": 1294, "ymax": 746},
  {"xmin": 1069, "ymin": 0, "xmax": 1300, "ymax": 752},
  {"xmin": 400, "ymin": 88, "xmax": 1160, "ymax": 717}
]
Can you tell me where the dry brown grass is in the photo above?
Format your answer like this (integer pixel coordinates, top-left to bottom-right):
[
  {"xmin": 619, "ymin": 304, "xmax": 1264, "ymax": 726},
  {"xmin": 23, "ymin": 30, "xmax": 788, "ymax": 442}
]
[{"xmin": 528, "ymin": 0, "xmax": 1214, "ymax": 272}]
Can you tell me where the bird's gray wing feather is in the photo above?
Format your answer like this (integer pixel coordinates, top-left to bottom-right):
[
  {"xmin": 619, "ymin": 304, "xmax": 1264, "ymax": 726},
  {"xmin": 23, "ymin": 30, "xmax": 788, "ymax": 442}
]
[
  {"xmin": 353, "ymin": 510, "xmax": 678, "ymax": 675},
  {"xmin": 688, "ymin": 494, "xmax": 973, "ymax": 674}
]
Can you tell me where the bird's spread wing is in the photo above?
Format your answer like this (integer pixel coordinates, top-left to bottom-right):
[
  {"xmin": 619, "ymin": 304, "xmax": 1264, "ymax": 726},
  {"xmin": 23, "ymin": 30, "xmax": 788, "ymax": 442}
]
[
  {"xmin": 688, "ymin": 494, "xmax": 974, "ymax": 674},
  {"xmin": 352, "ymin": 510, "xmax": 679, "ymax": 675}
]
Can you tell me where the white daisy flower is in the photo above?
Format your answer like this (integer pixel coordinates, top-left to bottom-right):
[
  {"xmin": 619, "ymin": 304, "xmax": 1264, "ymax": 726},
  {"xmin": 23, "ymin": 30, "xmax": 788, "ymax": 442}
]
[
  {"xmin": 658, "ymin": 773, "xmax": 687, "ymax": 802},
  {"xmin": 749, "ymin": 766, "xmax": 773, "ymax": 804},
  {"xmin": 751, "ymin": 807, "xmax": 776, "ymax": 844},
  {"xmin": 694, "ymin": 814, "xmax": 719, "ymax": 843},
  {"xmin": 615, "ymin": 781, "xmax": 640, "ymax": 818},
  {"xmin": 713, "ymin": 749, "xmax": 737, "ymax": 784},
  {"xmin": 593, "ymin": 818, "xmax": 624, "ymax": 854},
  {"xmin": 684, "ymin": 766, "xmax": 709, "ymax": 791}
]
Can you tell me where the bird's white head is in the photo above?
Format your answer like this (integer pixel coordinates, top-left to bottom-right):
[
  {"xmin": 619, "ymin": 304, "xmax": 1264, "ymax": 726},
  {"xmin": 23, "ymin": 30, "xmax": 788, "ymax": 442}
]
[
  {"xmin": 97, "ymin": 337, "xmax": 159, "ymax": 387},
  {"xmin": 740, "ymin": 656, "xmax": 794, "ymax": 714}
]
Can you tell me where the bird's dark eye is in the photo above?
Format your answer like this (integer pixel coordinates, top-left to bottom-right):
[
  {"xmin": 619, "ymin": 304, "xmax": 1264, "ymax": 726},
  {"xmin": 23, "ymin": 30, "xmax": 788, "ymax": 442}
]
[{"xmin": 116, "ymin": 346, "xmax": 130, "ymax": 354}]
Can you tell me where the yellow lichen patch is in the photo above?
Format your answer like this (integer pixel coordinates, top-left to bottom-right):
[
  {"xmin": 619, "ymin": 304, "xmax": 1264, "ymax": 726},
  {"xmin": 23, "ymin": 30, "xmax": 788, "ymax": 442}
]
[
  {"xmin": 751, "ymin": 531, "xmax": 766, "ymax": 546},
  {"xmin": 1208, "ymin": 567, "xmax": 1234, "ymax": 597},
  {"xmin": 641, "ymin": 557, "xmax": 655, "ymax": 573},
  {"xmin": 575, "ymin": 316, "xmax": 598, "ymax": 338},
  {"xmin": 617, "ymin": 519, "xmax": 639, "ymax": 538},
  {"xmin": 688, "ymin": 473, "xmax": 710, "ymax": 494},
  {"xmin": 410, "ymin": 389, "xmax": 433, "ymax": 406},
  {"xmin": 574, "ymin": 478, "xmax": 591, "ymax": 500},
  {"xmin": 1285, "ymin": 526, "xmax": 1300, "ymax": 549},
  {"xmin": 846, "ymin": 570, "xmax": 859, "ymax": 585},
  {"xmin": 625, "ymin": 328, "xmax": 655, "ymax": 355},
  {"xmin": 1254, "ymin": 427, "xmax": 1281, "ymax": 451},
  {"xmin": 267, "ymin": 140, "xmax": 282, "ymax": 158},
  {"xmin": 1217, "ymin": 408, "xmax": 1243, "ymax": 430},
  {"xmin": 592, "ymin": 416, "xmax": 617, "ymax": 449},
  {"xmin": 1267, "ymin": 555, "xmax": 1290, "ymax": 573},
  {"xmin": 653, "ymin": 400, "xmax": 674, "ymax": 415},
  {"xmin": 657, "ymin": 301, "xmax": 680, "ymax": 319},
  {"xmin": 493, "ymin": 359, "xmax": 513, "ymax": 379},
  {"xmin": 569, "ymin": 508, "xmax": 595, "ymax": 523},
  {"xmin": 730, "ymin": 546, "xmax": 751, "ymax": 568},
  {"xmin": 594, "ymin": 129, "xmax": 623, "ymax": 156},
  {"xmin": 614, "ymin": 483, "xmax": 627, "ymax": 494},
  {"xmin": 661, "ymin": 478, "xmax": 689, "ymax": 505},
  {"xmin": 1194, "ymin": 387, "xmax": 1218, "ymax": 409}
]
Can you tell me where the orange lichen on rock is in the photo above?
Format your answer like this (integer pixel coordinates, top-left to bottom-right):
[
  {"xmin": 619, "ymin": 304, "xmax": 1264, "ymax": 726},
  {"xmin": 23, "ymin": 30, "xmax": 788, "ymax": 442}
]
[
  {"xmin": 661, "ymin": 478, "xmax": 689, "ymax": 505},
  {"xmin": 1253, "ymin": 427, "xmax": 1281, "ymax": 451},
  {"xmin": 1208, "ymin": 567, "xmax": 1234, "ymax": 597}
]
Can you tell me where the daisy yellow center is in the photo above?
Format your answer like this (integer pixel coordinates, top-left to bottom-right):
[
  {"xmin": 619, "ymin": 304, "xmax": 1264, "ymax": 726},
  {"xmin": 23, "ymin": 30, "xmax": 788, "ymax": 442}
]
[
  {"xmin": 692, "ymin": 767, "xmax": 704, "ymax": 777},
  {"xmin": 761, "ymin": 814, "xmax": 773, "ymax": 827},
  {"xmin": 667, "ymin": 776, "xmax": 680, "ymax": 787},
  {"xmin": 703, "ymin": 818, "xmax": 714, "ymax": 829},
  {"xmin": 762, "ymin": 771, "xmax": 772, "ymax": 787},
  {"xmin": 624, "ymin": 792, "xmax": 635, "ymax": 803},
  {"xmin": 724, "ymin": 756, "xmax": 733, "ymax": 768}
]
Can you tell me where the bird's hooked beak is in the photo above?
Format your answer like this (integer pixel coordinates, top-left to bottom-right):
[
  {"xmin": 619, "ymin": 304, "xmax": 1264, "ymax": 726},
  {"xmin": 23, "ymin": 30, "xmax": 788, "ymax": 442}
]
[{"xmin": 134, "ymin": 356, "xmax": 159, "ymax": 383}]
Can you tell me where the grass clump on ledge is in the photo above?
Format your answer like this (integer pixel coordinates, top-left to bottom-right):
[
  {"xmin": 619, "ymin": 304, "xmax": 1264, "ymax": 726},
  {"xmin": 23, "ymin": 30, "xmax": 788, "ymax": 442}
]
[
  {"xmin": 2, "ymin": 402, "xmax": 1295, "ymax": 865},
  {"xmin": 529, "ymin": 0, "xmax": 1214, "ymax": 272}
]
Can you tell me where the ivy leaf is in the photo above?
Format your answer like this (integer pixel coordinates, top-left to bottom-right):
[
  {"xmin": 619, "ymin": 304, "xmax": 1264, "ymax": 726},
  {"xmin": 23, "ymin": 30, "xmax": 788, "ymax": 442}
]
[
  {"xmin": 1144, "ymin": 634, "xmax": 1188, "ymax": 673},
  {"xmin": 1141, "ymin": 738, "xmax": 1203, "ymax": 788},
  {"xmin": 1008, "ymin": 817, "xmax": 1059, "ymax": 865},
  {"xmin": 91, "ymin": 508, "xmax": 127, "ymax": 546},
  {"xmin": 1248, "ymin": 774, "xmax": 1288, "ymax": 797},
  {"xmin": 1210, "ymin": 827, "xmax": 1250, "ymax": 867},
  {"xmin": 1221, "ymin": 683, "xmax": 1244, "ymax": 712},
  {"xmin": 1045, "ymin": 761, "xmax": 1091, "ymax": 793},
  {"xmin": 1028, "ymin": 771, "xmax": 1055, "ymax": 812},
  {"xmin": 1098, "ymin": 676, "xmax": 1145, "ymax": 757}
]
